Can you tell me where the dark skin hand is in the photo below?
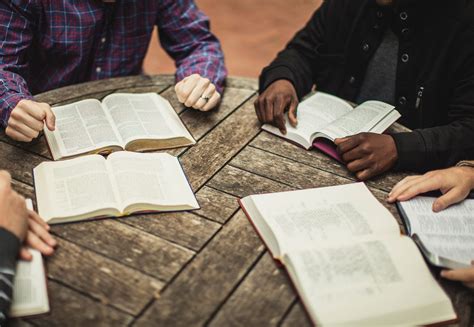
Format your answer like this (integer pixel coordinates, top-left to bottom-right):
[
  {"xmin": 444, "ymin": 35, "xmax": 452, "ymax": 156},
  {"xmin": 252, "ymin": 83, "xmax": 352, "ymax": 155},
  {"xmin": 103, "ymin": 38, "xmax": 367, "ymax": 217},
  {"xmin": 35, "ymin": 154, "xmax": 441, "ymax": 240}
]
[
  {"xmin": 254, "ymin": 79, "xmax": 298, "ymax": 134},
  {"xmin": 334, "ymin": 133, "xmax": 398, "ymax": 181}
]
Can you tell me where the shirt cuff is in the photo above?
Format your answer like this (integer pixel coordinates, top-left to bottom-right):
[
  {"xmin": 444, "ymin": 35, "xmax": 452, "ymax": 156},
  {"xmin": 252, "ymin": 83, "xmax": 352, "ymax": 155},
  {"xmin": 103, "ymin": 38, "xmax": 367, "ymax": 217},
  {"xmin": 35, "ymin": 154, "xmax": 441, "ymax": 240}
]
[
  {"xmin": 0, "ymin": 92, "xmax": 33, "ymax": 128},
  {"xmin": 0, "ymin": 228, "xmax": 20, "ymax": 271},
  {"xmin": 259, "ymin": 65, "xmax": 297, "ymax": 95},
  {"xmin": 457, "ymin": 161, "xmax": 474, "ymax": 168},
  {"xmin": 391, "ymin": 131, "xmax": 428, "ymax": 172}
]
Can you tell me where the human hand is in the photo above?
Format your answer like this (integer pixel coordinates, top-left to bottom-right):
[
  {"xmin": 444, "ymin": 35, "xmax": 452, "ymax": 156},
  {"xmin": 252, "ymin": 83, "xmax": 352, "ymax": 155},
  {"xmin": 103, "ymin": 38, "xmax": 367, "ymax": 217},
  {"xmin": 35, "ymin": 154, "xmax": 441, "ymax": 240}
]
[
  {"xmin": 441, "ymin": 263, "xmax": 474, "ymax": 289},
  {"xmin": 387, "ymin": 166, "xmax": 474, "ymax": 212},
  {"xmin": 335, "ymin": 133, "xmax": 398, "ymax": 181},
  {"xmin": 175, "ymin": 74, "xmax": 221, "ymax": 111},
  {"xmin": 19, "ymin": 210, "xmax": 57, "ymax": 261},
  {"xmin": 254, "ymin": 79, "xmax": 298, "ymax": 134},
  {"xmin": 6, "ymin": 99, "xmax": 56, "ymax": 142},
  {"xmin": 0, "ymin": 171, "xmax": 28, "ymax": 242}
]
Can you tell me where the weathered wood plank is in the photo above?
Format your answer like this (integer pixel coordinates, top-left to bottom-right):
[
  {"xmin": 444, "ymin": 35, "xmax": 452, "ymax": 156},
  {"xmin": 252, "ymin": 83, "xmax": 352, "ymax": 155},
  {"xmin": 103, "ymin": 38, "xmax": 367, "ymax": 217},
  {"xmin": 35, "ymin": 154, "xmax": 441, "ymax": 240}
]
[
  {"xmin": 47, "ymin": 238, "xmax": 163, "ymax": 315},
  {"xmin": 250, "ymin": 131, "xmax": 410, "ymax": 192},
  {"xmin": 26, "ymin": 281, "xmax": 133, "ymax": 327},
  {"xmin": 118, "ymin": 212, "xmax": 220, "ymax": 251},
  {"xmin": 179, "ymin": 96, "xmax": 261, "ymax": 191},
  {"xmin": 179, "ymin": 88, "xmax": 255, "ymax": 140},
  {"xmin": 0, "ymin": 142, "xmax": 45, "ymax": 185},
  {"xmin": 439, "ymin": 279, "xmax": 474, "ymax": 327},
  {"xmin": 209, "ymin": 252, "xmax": 295, "ymax": 327},
  {"xmin": 280, "ymin": 302, "xmax": 313, "ymax": 327},
  {"xmin": 208, "ymin": 165, "xmax": 293, "ymax": 198},
  {"xmin": 51, "ymin": 220, "xmax": 194, "ymax": 282},
  {"xmin": 134, "ymin": 210, "xmax": 265, "ymax": 327},
  {"xmin": 195, "ymin": 186, "xmax": 239, "ymax": 224}
]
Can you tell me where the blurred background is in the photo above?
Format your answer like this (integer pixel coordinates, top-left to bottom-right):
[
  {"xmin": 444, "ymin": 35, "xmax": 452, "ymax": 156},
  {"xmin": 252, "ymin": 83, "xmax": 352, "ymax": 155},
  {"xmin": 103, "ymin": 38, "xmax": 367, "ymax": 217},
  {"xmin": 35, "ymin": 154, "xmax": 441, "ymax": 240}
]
[{"xmin": 143, "ymin": 0, "xmax": 322, "ymax": 78}]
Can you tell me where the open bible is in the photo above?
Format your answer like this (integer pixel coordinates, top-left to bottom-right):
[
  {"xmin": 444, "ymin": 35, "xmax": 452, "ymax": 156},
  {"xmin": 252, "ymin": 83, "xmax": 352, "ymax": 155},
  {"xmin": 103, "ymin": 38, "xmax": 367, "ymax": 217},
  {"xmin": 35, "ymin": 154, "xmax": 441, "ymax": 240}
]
[
  {"xmin": 34, "ymin": 152, "xmax": 199, "ymax": 224},
  {"xmin": 44, "ymin": 93, "xmax": 195, "ymax": 161},
  {"xmin": 398, "ymin": 196, "xmax": 474, "ymax": 269},
  {"xmin": 240, "ymin": 183, "xmax": 456, "ymax": 326},
  {"xmin": 262, "ymin": 92, "xmax": 400, "ymax": 161}
]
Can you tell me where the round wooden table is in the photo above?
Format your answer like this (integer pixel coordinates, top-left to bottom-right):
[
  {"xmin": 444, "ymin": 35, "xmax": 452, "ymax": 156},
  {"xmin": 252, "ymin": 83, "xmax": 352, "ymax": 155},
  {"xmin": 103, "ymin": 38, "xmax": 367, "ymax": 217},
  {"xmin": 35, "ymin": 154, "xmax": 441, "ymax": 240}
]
[{"xmin": 1, "ymin": 75, "xmax": 472, "ymax": 326}]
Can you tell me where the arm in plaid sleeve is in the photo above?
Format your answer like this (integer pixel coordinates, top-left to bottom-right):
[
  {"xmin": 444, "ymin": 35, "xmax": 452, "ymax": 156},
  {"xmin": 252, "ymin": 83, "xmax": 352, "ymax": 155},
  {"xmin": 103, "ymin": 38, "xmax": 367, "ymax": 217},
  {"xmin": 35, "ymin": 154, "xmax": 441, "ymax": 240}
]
[
  {"xmin": 0, "ymin": 1, "xmax": 35, "ymax": 128},
  {"xmin": 0, "ymin": 228, "xmax": 20, "ymax": 324},
  {"xmin": 156, "ymin": 0, "xmax": 227, "ymax": 94}
]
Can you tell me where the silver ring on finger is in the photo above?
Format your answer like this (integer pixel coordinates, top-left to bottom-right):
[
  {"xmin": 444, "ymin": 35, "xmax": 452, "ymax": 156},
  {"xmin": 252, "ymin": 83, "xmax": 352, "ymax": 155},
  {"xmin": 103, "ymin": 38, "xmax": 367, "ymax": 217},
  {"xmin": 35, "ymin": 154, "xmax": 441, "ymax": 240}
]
[{"xmin": 200, "ymin": 94, "xmax": 211, "ymax": 103}]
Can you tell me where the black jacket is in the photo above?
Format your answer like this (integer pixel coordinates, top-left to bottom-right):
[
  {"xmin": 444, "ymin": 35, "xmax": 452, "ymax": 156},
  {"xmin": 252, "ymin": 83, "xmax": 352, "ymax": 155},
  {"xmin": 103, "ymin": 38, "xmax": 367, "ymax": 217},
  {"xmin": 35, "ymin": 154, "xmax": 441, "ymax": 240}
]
[
  {"xmin": 0, "ymin": 228, "xmax": 20, "ymax": 325},
  {"xmin": 260, "ymin": 0, "xmax": 474, "ymax": 172}
]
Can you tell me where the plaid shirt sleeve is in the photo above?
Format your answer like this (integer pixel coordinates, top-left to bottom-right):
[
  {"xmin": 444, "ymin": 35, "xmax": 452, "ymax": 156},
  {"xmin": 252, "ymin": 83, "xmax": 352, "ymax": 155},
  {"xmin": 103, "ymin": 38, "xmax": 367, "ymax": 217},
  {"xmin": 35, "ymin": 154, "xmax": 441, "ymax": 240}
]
[
  {"xmin": 0, "ymin": 2, "xmax": 35, "ymax": 128},
  {"xmin": 156, "ymin": 0, "xmax": 227, "ymax": 94},
  {"xmin": 0, "ymin": 228, "xmax": 21, "ymax": 325}
]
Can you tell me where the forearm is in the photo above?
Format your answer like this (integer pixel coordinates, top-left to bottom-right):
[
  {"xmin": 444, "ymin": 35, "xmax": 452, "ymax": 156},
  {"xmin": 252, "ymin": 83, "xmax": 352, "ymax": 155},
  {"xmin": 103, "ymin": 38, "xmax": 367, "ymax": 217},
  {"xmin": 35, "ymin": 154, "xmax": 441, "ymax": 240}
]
[
  {"xmin": 0, "ymin": 75, "xmax": 33, "ymax": 128},
  {"xmin": 0, "ymin": 228, "xmax": 20, "ymax": 324},
  {"xmin": 392, "ymin": 120, "xmax": 474, "ymax": 172}
]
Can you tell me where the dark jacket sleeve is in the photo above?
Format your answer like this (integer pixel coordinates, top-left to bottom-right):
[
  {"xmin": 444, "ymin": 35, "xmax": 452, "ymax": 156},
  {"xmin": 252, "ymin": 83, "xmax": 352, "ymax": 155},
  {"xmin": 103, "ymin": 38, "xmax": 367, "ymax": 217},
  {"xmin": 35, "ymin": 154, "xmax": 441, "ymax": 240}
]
[
  {"xmin": 392, "ymin": 27, "xmax": 474, "ymax": 171},
  {"xmin": 0, "ymin": 227, "xmax": 20, "ymax": 324},
  {"xmin": 258, "ymin": 1, "xmax": 331, "ymax": 99}
]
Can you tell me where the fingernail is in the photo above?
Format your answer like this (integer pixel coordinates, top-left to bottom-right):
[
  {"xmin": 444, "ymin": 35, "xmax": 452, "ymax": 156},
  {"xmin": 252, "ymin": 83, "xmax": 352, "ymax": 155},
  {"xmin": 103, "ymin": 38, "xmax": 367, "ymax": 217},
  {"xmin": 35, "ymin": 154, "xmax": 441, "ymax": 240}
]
[{"xmin": 440, "ymin": 270, "xmax": 448, "ymax": 277}]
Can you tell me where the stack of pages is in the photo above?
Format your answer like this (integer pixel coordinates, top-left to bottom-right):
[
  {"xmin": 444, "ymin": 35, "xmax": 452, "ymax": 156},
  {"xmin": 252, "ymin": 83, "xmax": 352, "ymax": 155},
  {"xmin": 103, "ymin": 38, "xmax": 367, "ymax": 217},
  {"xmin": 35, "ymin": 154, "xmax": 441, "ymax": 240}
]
[{"xmin": 240, "ymin": 183, "xmax": 457, "ymax": 326}]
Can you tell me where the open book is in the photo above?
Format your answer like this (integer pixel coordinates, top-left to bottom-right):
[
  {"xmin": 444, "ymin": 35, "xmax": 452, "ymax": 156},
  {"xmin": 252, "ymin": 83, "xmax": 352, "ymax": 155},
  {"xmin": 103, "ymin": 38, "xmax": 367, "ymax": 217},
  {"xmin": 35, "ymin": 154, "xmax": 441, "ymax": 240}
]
[
  {"xmin": 262, "ymin": 92, "xmax": 400, "ymax": 161},
  {"xmin": 44, "ymin": 93, "xmax": 195, "ymax": 161},
  {"xmin": 398, "ymin": 196, "xmax": 474, "ymax": 269},
  {"xmin": 34, "ymin": 152, "xmax": 199, "ymax": 224},
  {"xmin": 240, "ymin": 183, "xmax": 456, "ymax": 326}
]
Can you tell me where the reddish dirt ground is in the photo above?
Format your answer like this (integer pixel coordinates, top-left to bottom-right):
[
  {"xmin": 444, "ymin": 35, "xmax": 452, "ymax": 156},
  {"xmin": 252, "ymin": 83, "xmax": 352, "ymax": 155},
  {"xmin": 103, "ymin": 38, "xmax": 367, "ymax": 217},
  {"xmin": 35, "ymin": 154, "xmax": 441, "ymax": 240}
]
[{"xmin": 143, "ymin": 0, "xmax": 322, "ymax": 78}]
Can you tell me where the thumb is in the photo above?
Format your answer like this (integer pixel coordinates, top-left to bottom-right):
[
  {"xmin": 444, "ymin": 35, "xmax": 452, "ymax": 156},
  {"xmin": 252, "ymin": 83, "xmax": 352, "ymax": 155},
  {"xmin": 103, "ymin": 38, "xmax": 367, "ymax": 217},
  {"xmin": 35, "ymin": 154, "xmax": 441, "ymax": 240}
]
[
  {"xmin": 334, "ymin": 138, "xmax": 348, "ymax": 145},
  {"xmin": 433, "ymin": 188, "xmax": 465, "ymax": 212},
  {"xmin": 44, "ymin": 105, "xmax": 56, "ymax": 131},
  {"xmin": 288, "ymin": 99, "xmax": 298, "ymax": 127}
]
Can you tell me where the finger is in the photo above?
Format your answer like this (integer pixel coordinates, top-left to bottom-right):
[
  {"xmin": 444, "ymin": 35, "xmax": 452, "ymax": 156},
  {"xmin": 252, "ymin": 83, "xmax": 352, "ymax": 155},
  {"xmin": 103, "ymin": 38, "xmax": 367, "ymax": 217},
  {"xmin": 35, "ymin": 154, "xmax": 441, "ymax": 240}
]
[
  {"xmin": 356, "ymin": 167, "xmax": 376, "ymax": 181},
  {"xmin": 28, "ymin": 210, "xmax": 50, "ymax": 231},
  {"xmin": 19, "ymin": 247, "xmax": 33, "ymax": 261},
  {"xmin": 185, "ymin": 78, "xmax": 211, "ymax": 107},
  {"xmin": 0, "ymin": 171, "xmax": 12, "ymax": 186},
  {"xmin": 288, "ymin": 99, "xmax": 298, "ymax": 127},
  {"xmin": 346, "ymin": 158, "xmax": 372, "ymax": 173},
  {"xmin": 202, "ymin": 91, "xmax": 221, "ymax": 111},
  {"xmin": 263, "ymin": 97, "xmax": 274, "ymax": 124},
  {"xmin": 336, "ymin": 136, "xmax": 361, "ymax": 154},
  {"xmin": 177, "ymin": 74, "xmax": 200, "ymax": 103},
  {"xmin": 194, "ymin": 83, "xmax": 216, "ymax": 110},
  {"xmin": 395, "ymin": 177, "xmax": 445, "ymax": 202},
  {"xmin": 334, "ymin": 137, "xmax": 349, "ymax": 145},
  {"xmin": 8, "ymin": 119, "xmax": 39, "ymax": 139},
  {"xmin": 389, "ymin": 176, "xmax": 421, "ymax": 198},
  {"xmin": 273, "ymin": 96, "xmax": 287, "ymax": 134},
  {"xmin": 433, "ymin": 187, "xmax": 470, "ymax": 212},
  {"xmin": 441, "ymin": 268, "xmax": 474, "ymax": 282},
  {"xmin": 5, "ymin": 126, "xmax": 33, "ymax": 142},
  {"xmin": 29, "ymin": 217, "xmax": 57, "ymax": 247},
  {"xmin": 42, "ymin": 104, "xmax": 56, "ymax": 131},
  {"xmin": 26, "ymin": 230, "xmax": 54, "ymax": 256},
  {"xmin": 341, "ymin": 146, "xmax": 367, "ymax": 163},
  {"xmin": 254, "ymin": 98, "xmax": 263, "ymax": 123},
  {"xmin": 12, "ymin": 110, "xmax": 44, "ymax": 131}
]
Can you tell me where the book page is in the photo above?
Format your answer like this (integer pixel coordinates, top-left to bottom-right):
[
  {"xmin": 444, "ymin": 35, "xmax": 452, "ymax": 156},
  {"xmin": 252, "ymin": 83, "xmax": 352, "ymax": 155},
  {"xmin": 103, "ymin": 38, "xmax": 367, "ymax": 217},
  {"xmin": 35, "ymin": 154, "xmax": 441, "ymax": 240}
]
[
  {"xmin": 10, "ymin": 250, "xmax": 49, "ymax": 317},
  {"xmin": 417, "ymin": 234, "xmax": 474, "ymax": 267},
  {"xmin": 318, "ymin": 101, "xmax": 395, "ymax": 140},
  {"xmin": 284, "ymin": 237, "xmax": 455, "ymax": 326},
  {"xmin": 247, "ymin": 183, "xmax": 399, "ymax": 255},
  {"xmin": 399, "ymin": 197, "xmax": 474, "ymax": 236},
  {"xmin": 103, "ymin": 93, "xmax": 189, "ymax": 145},
  {"xmin": 48, "ymin": 99, "xmax": 122, "ymax": 157},
  {"xmin": 106, "ymin": 152, "xmax": 198, "ymax": 211},
  {"xmin": 34, "ymin": 155, "xmax": 120, "ymax": 221},
  {"xmin": 262, "ymin": 92, "xmax": 352, "ymax": 148}
]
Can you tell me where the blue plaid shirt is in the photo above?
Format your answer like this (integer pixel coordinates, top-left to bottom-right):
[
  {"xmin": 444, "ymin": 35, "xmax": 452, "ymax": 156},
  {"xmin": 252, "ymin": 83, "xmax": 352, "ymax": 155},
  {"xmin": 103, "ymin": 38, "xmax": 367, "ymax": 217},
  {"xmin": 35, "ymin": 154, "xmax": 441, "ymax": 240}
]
[{"xmin": 0, "ymin": 0, "xmax": 227, "ymax": 127}]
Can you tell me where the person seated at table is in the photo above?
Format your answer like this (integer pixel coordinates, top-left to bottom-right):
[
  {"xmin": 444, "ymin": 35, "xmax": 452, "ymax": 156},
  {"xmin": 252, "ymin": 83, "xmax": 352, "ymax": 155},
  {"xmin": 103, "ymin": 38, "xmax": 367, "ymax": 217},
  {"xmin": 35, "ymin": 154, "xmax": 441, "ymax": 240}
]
[
  {"xmin": 255, "ymin": 0, "xmax": 474, "ymax": 180},
  {"xmin": 0, "ymin": 171, "xmax": 56, "ymax": 324},
  {"xmin": 387, "ymin": 161, "xmax": 474, "ymax": 290},
  {"xmin": 0, "ymin": 0, "xmax": 227, "ymax": 142}
]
